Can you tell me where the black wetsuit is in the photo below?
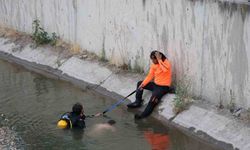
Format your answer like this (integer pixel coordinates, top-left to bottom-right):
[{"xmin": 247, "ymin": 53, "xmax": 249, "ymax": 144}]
[{"xmin": 60, "ymin": 112, "xmax": 86, "ymax": 129}]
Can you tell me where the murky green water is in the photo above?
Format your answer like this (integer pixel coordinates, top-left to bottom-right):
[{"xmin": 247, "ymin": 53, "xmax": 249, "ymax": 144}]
[{"xmin": 0, "ymin": 59, "xmax": 225, "ymax": 150}]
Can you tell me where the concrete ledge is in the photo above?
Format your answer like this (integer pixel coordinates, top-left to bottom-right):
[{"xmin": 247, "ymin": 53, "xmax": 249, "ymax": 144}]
[
  {"xmin": 59, "ymin": 57, "xmax": 113, "ymax": 85},
  {"xmin": 158, "ymin": 94, "xmax": 177, "ymax": 120},
  {"xmin": 174, "ymin": 105, "xmax": 250, "ymax": 149},
  {"xmin": 0, "ymin": 37, "xmax": 249, "ymax": 150},
  {"xmin": 13, "ymin": 46, "xmax": 59, "ymax": 68}
]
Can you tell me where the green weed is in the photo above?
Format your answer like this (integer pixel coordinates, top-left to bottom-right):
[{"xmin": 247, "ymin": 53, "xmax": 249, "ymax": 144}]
[
  {"xmin": 32, "ymin": 20, "xmax": 59, "ymax": 46},
  {"xmin": 173, "ymin": 78, "xmax": 192, "ymax": 114}
]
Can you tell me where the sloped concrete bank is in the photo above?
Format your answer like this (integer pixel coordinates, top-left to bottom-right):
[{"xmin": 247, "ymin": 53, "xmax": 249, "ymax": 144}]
[{"xmin": 0, "ymin": 37, "xmax": 250, "ymax": 150}]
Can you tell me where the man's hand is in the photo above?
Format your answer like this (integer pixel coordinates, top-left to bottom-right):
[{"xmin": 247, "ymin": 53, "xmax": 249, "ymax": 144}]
[
  {"xmin": 155, "ymin": 51, "xmax": 162, "ymax": 60},
  {"xmin": 139, "ymin": 83, "xmax": 144, "ymax": 90}
]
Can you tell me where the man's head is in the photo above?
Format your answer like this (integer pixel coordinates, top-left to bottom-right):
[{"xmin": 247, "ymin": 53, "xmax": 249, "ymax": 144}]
[
  {"xmin": 150, "ymin": 50, "xmax": 167, "ymax": 64},
  {"xmin": 72, "ymin": 103, "xmax": 83, "ymax": 115},
  {"xmin": 150, "ymin": 51, "xmax": 158, "ymax": 64},
  {"xmin": 107, "ymin": 120, "xmax": 116, "ymax": 125}
]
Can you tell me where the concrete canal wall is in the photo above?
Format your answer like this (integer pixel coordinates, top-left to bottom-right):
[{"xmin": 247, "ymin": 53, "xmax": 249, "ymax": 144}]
[{"xmin": 1, "ymin": 0, "xmax": 250, "ymax": 109}]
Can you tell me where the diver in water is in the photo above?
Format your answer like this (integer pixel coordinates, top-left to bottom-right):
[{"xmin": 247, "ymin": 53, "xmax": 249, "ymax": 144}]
[
  {"xmin": 57, "ymin": 103, "xmax": 87, "ymax": 129},
  {"xmin": 57, "ymin": 103, "xmax": 104, "ymax": 129}
]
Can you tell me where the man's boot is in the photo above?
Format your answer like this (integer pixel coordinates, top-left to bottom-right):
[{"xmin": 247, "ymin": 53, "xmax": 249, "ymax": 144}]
[
  {"xmin": 134, "ymin": 101, "xmax": 156, "ymax": 119},
  {"xmin": 127, "ymin": 99, "xmax": 143, "ymax": 108}
]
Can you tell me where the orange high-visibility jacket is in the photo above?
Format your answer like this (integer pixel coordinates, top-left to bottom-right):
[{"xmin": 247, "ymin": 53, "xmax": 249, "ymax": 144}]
[{"xmin": 141, "ymin": 59, "xmax": 172, "ymax": 87}]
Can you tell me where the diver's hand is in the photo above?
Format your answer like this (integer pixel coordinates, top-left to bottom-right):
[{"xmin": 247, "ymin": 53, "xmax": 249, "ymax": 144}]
[{"xmin": 94, "ymin": 112, "xmax": 103, "ymax": 117}]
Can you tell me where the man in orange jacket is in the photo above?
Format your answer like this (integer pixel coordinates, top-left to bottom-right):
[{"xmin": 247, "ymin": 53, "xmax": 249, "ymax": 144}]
[{"xmin": 127, "ymin": 50, "xmax": 172, "ymax": 119}]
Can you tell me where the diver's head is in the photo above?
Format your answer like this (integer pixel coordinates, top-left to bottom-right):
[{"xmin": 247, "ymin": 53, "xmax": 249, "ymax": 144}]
[
  {"xmin": 107, "ymin": 120, "xmax": 116, "ymax": 125},
  {"xmin": 57, "ymin": 120, "xmax": 68, "ymax": 129},
  {"xmin": 72, "ymin": 103, "xmax": 83, "ymax": 115}
]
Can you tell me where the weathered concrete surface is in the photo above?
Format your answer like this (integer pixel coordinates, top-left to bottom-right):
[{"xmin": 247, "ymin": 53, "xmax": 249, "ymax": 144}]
[
  {"xmin": 221, "ymin": 0, "xmax": 250, "ymax": 5},
  {"xmin": 12, "ymin": 46, "xmax": 60, "ymax": 68},
  {"xmin": 1, "ymin": 37, "xmax": 250, "ymax": 149},
  {"xmin": 1, "ymin": 0, "xmax": 250, "ymax": 110},
  {"xmin": 0, "ymin": 39, "xmax": 61, "ymax": 68},
  {"xmin": 158, "ymin": 94, "xmax": 177, "ymax": 120},
  {"xmin": 59, "ymin": 57, "xmax": 113, "ymax": 85},
  {"xmin": 174, "ymin": 105, "xmax": 250, "ymax": 150}
]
